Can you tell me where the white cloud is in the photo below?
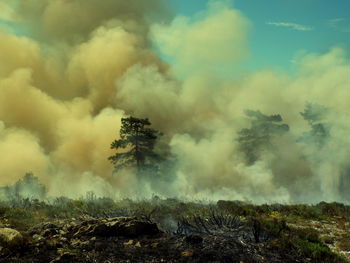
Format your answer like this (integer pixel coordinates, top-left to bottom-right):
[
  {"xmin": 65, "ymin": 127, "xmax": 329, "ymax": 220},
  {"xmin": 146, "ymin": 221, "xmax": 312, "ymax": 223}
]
[
  {"xmin": 329, "ymin": 18, "xmax": 346, "ymax": 24},
  {"xmin": 328, "ymin": 18, "xmax": 350, "ymax": 33},
  {"xmin": 266, "ymin": 21, "xmax": 313, "ymax": 31}
]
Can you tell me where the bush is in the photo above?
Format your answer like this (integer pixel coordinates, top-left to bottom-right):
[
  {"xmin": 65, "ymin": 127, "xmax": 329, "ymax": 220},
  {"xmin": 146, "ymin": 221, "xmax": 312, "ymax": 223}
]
[
  {"xmin": 4, "ymin": 208, "xmax": 37, "ymax": 230},
  {"xmin": 271, "ymin": 227, "xmax": 347, "ymax": 263}
]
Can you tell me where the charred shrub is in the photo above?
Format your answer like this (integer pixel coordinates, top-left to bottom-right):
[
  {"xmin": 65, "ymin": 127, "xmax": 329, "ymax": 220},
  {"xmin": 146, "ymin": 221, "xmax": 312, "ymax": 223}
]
[
  {"xmin": 249, "ymin": 216, "xmax": 289, "ymax": 243},
  {"xmin": 177, "ymin": 213, "xmax": 245, "ymax": 236}
]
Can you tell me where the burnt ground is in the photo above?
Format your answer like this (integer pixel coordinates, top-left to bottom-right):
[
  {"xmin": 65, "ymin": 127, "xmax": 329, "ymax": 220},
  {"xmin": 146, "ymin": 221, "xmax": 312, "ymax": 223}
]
[
  {"xmin": 0, "ymin": 199, "xmax": 349, "ymax": 263},
  {"xmin": 0, "ymin": 215, "xmax": 333, "ymax": 263}
]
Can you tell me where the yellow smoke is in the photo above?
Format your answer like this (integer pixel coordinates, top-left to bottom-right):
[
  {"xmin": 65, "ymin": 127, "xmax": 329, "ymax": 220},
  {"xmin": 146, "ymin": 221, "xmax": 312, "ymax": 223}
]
[{"xmin": 0, "ymin": 0, "xmax": 167, "ymax": 198}]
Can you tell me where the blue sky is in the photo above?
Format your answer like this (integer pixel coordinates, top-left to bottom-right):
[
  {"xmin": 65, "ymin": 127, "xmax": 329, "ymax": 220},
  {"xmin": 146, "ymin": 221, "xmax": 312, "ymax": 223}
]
[{"xmin": 169, "ymin": 0, "xmax": 350, "ymax": 72}]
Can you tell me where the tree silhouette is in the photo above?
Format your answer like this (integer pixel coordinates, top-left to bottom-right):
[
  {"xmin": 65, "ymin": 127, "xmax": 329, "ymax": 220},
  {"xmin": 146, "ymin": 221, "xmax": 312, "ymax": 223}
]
[
  {"xmin": 108, "ymin": 116, "xmax": 162, "ymax": 176},
  {"xmin": 299, "ymin": 103, "xmax": 330, "ymax": 147},
  {"xmin": 237, "ymin": 110, "xmax": 289, "ymax": 165},
  {"xmin": 1, "ymin": 172, "xmax": 46, "ymax": 200}
]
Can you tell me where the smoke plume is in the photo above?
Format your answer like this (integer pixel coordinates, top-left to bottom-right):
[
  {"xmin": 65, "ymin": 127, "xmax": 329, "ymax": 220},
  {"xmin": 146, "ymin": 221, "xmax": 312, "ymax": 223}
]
[{"xmin": 0, "ymin": 0, "xmax": 350, "ymax": 203}]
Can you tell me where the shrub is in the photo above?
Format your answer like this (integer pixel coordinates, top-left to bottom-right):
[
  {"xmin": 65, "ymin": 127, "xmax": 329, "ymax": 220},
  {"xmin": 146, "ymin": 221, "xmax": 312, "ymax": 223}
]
[{"xmin": 271, "ymin": 227, "xmax": 347, "ymax": 263}]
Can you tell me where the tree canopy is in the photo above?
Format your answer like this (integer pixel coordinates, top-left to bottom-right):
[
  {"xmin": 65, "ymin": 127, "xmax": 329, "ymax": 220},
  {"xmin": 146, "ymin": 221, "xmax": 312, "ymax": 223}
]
[
  {"xmin": 0, "ymin": 173, "xmax": 46, "ymax": 200},
  {"xmin": 108, "ymin": 116, "xmax": 162, "ymax": 176},
  {"xmin": 300, "ymin": 103, "xmax": 330, "ymax": 147},
  {"xmin": 237, "ymin": 110, "xmax": 289, "ymax": 165}
]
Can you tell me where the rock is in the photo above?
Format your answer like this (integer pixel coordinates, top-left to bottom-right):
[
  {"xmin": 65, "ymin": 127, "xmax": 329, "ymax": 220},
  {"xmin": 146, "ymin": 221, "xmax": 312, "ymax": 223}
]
[
  {"xmin": 29, "ymin": 222, "xmax": 58, "ymax": 235},
  {"xmin": 90, "ymin": 217, "xmax": 160, "ymax": 237},
  {"xmin": 0, "ymin": 228, "xmax": 23, "ymax": 247}
]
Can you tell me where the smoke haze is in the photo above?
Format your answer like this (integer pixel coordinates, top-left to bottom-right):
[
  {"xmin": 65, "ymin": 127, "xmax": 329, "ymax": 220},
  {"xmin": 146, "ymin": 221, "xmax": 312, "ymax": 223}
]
[{"xmin": 0, "ymin": 0, "xmax": 350, "ymax": 204}]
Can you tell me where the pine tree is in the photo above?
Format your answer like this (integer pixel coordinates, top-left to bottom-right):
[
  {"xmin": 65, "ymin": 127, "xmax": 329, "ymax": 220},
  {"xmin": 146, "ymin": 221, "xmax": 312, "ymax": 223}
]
[
  {"xmin": 237, "ymin": 110, "xmax": 289, "ymax": 164},
  {"xmin": 300, "ymin": 103, "xmax": 330, "ymax": 147},
  {"xmin": 108, "ymin": 116, "xmax": 162, "ymax": 176}
]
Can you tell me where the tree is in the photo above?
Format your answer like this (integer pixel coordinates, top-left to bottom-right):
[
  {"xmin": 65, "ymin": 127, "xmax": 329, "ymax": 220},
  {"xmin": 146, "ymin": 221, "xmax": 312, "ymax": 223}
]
[
  {"xmin": 237, "ymin": 110, "xmax": 289, "ymax": 165},
  {"xmin": 0, "ymin": 172, "xmax": 46, "ymax": 201},
  {"xmin": 299, "ymin": 103, "xmax": 330, "ymax": 147},
  {"xmin": 108, "ymin": 116, "xmax": 162, "ymax": 176}
]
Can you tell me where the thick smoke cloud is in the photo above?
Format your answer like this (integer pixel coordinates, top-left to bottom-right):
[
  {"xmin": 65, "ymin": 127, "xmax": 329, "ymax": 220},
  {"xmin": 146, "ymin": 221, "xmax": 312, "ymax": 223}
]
[
  {"xmin": 0, "ymin": 0, "xmax": 350, "ymax": 203},
  {"xmin": 151, "ymin": 0, "xmax": 250, "ymax": 77},
  {"xmin": 0, "ymin": 122, "xmax": 50, "ymax": 186},
  {"xmin": 9, "ymin": 0, "xmax": 168, "ymax": 42},
  {"xmin": 0, "ymin": 0, "xmax": 167, "ymax": 198}
]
